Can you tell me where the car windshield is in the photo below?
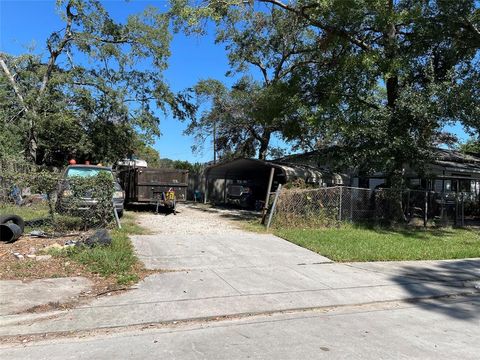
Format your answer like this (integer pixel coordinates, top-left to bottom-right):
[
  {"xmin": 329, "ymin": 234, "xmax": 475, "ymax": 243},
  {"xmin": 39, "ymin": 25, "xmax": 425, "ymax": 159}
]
[{"xmin": 66, "ymin": 167, "xmax": 112, "ymax": 178}]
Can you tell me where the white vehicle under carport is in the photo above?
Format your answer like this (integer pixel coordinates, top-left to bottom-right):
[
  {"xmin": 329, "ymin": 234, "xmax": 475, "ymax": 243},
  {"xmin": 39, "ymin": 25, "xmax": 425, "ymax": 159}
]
[{"xmin": 56, "ymin": 165, "xmax": 125, "ymax": 217}]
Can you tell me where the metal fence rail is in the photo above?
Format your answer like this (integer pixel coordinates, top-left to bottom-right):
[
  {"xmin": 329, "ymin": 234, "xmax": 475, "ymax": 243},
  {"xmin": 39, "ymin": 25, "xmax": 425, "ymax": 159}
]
[{"xmin": 270, "ymin": 186, "xmax": 477, "ymax": 228}]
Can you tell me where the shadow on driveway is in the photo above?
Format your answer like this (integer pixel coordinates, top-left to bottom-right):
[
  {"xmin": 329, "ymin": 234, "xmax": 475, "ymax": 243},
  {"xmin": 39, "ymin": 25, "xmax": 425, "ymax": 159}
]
[
  {"xmin": 390, "ymin": 259, "xmax": 480, "ymax": 321},
  {"xmin": 187, "ymin": 203, "xmax": 263, "ymax": 222}
]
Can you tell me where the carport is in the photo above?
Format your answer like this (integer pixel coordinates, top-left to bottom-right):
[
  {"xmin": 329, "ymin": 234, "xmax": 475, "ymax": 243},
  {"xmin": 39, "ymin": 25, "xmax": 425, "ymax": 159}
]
[{"xmin": 203, "ymin": 158, "xmax": 331, "ymax": 206}]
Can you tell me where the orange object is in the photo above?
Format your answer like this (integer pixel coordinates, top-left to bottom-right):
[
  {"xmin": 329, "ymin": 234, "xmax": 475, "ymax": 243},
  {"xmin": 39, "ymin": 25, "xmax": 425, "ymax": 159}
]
[{"xmin": 69, "ymin": 159, "xmax": 77, "ymax": 165}]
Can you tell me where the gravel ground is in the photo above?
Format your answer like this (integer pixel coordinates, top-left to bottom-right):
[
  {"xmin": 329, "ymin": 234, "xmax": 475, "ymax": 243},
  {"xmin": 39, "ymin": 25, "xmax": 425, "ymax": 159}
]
[{"xmin": 132, "ymin": 203, "xmax": 262, "ymax": 236}]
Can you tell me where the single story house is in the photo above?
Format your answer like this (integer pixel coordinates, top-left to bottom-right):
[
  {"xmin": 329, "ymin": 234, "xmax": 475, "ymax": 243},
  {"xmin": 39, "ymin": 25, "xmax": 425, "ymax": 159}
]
[{"xmin": 276, "ymin": 148, "xmax": 480, "ymax": 194}]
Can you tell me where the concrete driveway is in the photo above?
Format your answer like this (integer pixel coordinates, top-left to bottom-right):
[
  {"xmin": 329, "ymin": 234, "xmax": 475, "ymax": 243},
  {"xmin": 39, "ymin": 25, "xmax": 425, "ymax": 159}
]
[
  {"xmin": 132, "ymin": 204, "xmax": 332, "ymax": 270},
  {"xmin": 1, "ymin": 204, "xmax": 478, "ymax": 338}
]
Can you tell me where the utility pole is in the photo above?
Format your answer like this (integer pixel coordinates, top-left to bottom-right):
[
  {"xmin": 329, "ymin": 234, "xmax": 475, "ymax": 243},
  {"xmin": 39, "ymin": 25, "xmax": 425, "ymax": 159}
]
[{"xmin": 213, "ymin": 119, "xmax": 217, "ymax": 164}]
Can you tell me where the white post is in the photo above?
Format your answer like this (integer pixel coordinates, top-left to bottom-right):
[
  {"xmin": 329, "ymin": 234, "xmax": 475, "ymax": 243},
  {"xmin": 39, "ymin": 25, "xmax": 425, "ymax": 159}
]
[
  {"xmin": 113, "ymin": 201, "xmax": 121, "ymax": 229},
  {"xmin": 204, "ymin": 177, "xmax": 209, "ymax": 204},
  {"xmin": 266, "ymin": 184, "xmax": 282, "ymax": 230},
  {"xmin": 261, "ymin": 167, "xmax": 276, "ymax": 224}
]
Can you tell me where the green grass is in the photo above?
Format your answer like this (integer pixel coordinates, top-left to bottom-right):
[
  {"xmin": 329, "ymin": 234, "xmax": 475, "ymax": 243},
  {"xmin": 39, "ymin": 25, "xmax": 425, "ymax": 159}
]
[
  {"xmin": 0, "ymin": 203, "xmax": 50, "ymax": 221},
  {"xmin": 275, "ymin": 225, "xmax": 480, "ymax": 262},
  {"xmin": 237, "ymin": 219, "xmax": 270, "ymax": 233},
  {"xmin": 0, "ymin": 203, "xmax": 87, "ymax": 232},
  {"xmin": 52, "ymin": 212, "xmax": 147, "ymax": 285}
]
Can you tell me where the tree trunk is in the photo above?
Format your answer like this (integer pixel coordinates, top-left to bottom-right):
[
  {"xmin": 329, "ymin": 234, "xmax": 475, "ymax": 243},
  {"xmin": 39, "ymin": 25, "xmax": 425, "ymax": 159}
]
[
  {"xmin": 0, "ymin": 55, "xmax": 38, "ymax": 162},
  {"xmin": 257, "ymin": 131, "xmax": 271, "ymax": 160},
  {"xmin": 383, "ymin": 1, "xmax": 406, "ymax": 222}
]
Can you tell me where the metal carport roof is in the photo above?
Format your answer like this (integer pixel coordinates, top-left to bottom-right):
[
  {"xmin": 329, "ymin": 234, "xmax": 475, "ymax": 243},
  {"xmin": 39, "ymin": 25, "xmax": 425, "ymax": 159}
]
[{"xmin": 205, "ymin": 158, "xmax": 331, "ymax": 184}]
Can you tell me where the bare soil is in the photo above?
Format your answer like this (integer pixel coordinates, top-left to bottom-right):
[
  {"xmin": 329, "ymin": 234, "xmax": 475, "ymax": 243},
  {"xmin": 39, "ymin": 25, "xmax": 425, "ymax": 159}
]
[{"xmin": 0, "ymin": 234, "xmax": 155, "ymax": 311}]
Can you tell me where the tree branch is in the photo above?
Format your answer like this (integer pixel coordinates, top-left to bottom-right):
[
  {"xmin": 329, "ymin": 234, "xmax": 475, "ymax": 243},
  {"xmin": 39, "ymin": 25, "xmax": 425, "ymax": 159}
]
[
  {"xmin": 260, "ymin": 0, "xmax": 372, "ymax": 51},
  {"xmin": 40, "ymin": 1, "xmax": 75, "ymax": 94},
  {"xmin": 249, "ymin": 60, "xmax": 270, "ymax": 85},
  {"xmin": 463, "ymin": 17, "xmax": 480, "ymax": 39},
  {"xmin": 0, "ymin": 54, "xmax": 29, "ymax": 114}
]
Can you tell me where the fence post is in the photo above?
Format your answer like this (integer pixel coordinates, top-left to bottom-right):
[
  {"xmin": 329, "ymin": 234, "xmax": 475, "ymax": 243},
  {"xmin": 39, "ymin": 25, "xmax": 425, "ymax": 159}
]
[
  {"xmin": 350, "ymin": 188, "xmax": 353, "ymax": 221},
  {"xmin": 113, "ymin": 200, "xmax": 121, "ymax": 229},
  {"xmin": 338, "ymin": 186, "xmax": 342, "ymax": 222},
  {"xmin": 455, "ymin": 193, "xmax": 459, "ymax": 226},
  {"xmin": 440, "ymin": 192, "xmax": 444, "ymax": 223},
  {"xmin": 266, "ymin": 184, "xmax": 282, "ymax": 230},
  {"xmin": 424, "ymin": 191, "xmax": 428, "ymax": 228},
  {"xmin": 406, "ymin": 190, "xmax": 410, "ymax": 220}
]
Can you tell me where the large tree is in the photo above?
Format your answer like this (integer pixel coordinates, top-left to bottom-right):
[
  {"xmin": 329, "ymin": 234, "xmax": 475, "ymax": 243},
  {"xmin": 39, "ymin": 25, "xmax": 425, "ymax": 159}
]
[
  {"xmin": 176, "ymin": 5, "xmax": 316, "ymax": 160},
  {"xmin": 0, "ymin": 0, "xmax": 194, "ymax": 165},
  {"xmin": 191, "ymin": 76, "xmax": 300, "ymax": 160},
  {"xmin": 171, "ymin": 0, "xmax": 480, "ymax": 185}
]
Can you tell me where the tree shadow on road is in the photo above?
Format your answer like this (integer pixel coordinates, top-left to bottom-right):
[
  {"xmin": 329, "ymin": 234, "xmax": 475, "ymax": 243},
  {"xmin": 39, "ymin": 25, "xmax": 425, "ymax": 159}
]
[{"xmin": 390, "ymin": 259, "xmax": 480, "ymax": 321}]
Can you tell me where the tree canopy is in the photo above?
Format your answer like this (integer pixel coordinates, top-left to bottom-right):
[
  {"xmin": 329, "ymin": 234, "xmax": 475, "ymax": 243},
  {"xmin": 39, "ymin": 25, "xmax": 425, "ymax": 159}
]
[
  {"xmin": 2, "ymin": 0, "xmax": 479, "ymax": 176},
  {"xmin": 0, "ymin": 0, "xmax": 194, "ymax": 166},
  {"xmin": 171, "ymin": 0, "xmax": 480, "ymax": 183}
]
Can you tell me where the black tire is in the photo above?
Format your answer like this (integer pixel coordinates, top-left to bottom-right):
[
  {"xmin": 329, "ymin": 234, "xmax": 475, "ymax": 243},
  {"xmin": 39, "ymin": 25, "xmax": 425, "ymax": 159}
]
[{"xmin": 0, "ymin": 214, "xmax": 25, "ymax": 232}]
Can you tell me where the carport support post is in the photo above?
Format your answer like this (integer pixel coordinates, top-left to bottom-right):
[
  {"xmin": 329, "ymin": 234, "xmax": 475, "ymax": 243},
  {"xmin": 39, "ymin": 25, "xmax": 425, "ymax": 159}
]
[
  {"xmin": 223, "ymin": 171, "xmax": 229, "ymax": 204},
  {"xmin": 204, "ymin": 176, "xmax": 209, "ymax": 204},
  {"xmin": 261, "ymin": 167, "xmax": 275, "ymax": 224}
]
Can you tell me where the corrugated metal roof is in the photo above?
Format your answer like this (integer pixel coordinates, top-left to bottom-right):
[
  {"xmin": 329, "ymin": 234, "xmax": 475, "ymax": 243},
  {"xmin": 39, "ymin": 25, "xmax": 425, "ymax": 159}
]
[
  {"xmin": 205, "ymin": 148, "xmax": 480, "ymax": 182},
  {"xmin": 205, "ymin": 158, "xmax": 340, "ymax": 183},
  {"xmin": 432, "ymin": 149, "xmax": 480, "ymax": 173}
]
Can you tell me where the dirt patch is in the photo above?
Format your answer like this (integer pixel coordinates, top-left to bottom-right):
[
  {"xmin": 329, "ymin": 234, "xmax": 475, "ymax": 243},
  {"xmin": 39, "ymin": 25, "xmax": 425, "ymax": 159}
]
[{"xmin": 0, "ymin": 234, "xmax": 158, "ymax": 313}]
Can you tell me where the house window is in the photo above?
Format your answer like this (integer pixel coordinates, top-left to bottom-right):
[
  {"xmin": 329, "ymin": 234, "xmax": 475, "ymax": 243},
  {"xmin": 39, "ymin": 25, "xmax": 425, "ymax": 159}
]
[
  {"xmin": 434, "ymin": 180, "xmax": 443, "ymax": 192},
  {"xmin": 358, "ymin": 177, "xmax": 369, "ymax": 189},
  {"xmin": 459, "ymin": 179, "xmax": 471, "ymax": 192},
  {"xmin": 410, "ymin": 178, "xmax": 421, "ymax": 187},
  {"xmin": 445, "ymin": 180, "xmax": 452, "ymax": 191}
]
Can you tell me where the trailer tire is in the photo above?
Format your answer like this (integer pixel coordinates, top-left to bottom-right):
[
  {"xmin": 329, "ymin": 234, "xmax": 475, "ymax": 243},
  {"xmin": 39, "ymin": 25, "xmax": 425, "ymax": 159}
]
[{"xmin": 0, "ymin": 214, "xmax": 25, "ymax": 232}]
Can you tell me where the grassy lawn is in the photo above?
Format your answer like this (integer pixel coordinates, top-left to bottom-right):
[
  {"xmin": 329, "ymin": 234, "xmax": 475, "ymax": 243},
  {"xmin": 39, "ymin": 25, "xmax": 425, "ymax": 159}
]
[
  {"xmin": 275, "ymin": 225, "xmax": 480, "ymax": 262},
  {"xmin": 52, "ymin": 212, "xmax": 149, "ymax": 285},
  {"xmin": 0, "ymin": 203, "xmax": 50, "ymax": 221}
]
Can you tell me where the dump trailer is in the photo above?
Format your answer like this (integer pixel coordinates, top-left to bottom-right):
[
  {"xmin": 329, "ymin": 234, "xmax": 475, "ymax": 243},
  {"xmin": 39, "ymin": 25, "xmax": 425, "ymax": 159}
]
[{"xmin": 118, "ymin": 167, "xmax": 188, "ymax": 212}]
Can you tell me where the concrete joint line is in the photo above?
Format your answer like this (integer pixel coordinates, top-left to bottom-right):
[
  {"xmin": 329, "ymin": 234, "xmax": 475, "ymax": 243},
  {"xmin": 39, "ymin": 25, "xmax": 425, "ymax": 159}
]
[
  {"xmin": 1, "ymin": 292, "xmax": 478, "ymax": 343},
  {"xmin": 209, "ymin": 269, "xmax": 243, "ymax": 295}
]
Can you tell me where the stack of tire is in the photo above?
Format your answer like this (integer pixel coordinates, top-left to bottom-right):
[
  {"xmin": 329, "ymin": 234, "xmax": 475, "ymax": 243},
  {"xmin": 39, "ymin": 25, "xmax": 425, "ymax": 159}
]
[{"xmin": 0, "ymin": 215, "xmax": 25, "ymax": 243}]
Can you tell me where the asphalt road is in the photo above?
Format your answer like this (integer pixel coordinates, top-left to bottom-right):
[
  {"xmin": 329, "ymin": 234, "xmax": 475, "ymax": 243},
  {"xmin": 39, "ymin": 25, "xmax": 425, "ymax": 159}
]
[{"xmin": 1, "ymin": 295, "xmax": 478, "ymax": 359}]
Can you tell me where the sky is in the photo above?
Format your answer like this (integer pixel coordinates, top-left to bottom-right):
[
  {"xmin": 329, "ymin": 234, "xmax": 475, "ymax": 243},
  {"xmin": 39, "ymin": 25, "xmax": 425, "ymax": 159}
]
[{"xmin": 0, "ymin": 0, "xmax": 470, "ymax": 163}]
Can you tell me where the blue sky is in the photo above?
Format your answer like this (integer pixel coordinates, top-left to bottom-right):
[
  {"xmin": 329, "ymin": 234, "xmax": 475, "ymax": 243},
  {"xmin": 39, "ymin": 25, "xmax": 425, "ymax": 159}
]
[{"xmin": 0, "ymin": 0, "xmax": 470, "ymax": 163}]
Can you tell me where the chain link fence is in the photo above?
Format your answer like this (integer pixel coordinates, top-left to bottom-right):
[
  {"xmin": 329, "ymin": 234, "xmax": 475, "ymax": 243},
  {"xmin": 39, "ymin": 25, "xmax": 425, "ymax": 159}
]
[{"xmin": 270, "ymin": 186, "xmax": 479, "ymax": 228}]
